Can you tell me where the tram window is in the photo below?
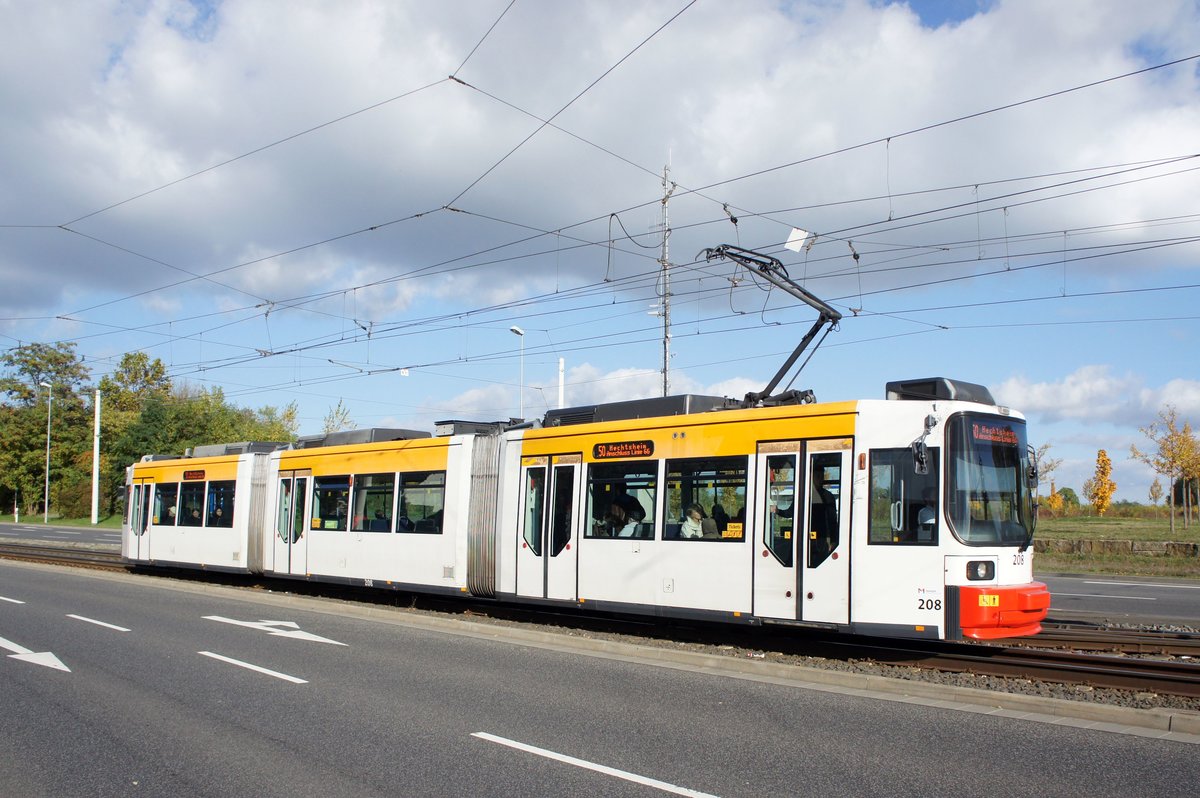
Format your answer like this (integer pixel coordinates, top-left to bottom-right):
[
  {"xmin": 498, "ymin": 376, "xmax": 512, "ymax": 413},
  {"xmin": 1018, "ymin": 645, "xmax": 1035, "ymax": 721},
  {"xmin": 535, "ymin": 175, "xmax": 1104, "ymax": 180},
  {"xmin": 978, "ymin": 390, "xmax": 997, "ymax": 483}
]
[
  {"xmin": 351, "ymin": 473, "xmax": 396, "ymax": 532},
  {"xmin": 397, "ymin": 471, "xmax": 445, "ymax": 534},
  {"xmin": 207, "ymin": 481, "xmax": 235, "ymax": 527},
  {"xmin": 523, "ymin": 467, "xmax": 546, "ymax": 555},
  {"xmin": 550, "ymin": 465, "xmax": 574, "ymax": 556},
  {"xmin": 868, "ymin": 448, "xmax": 939, "ymax": 545},
  {"xmin": 764, "ymin": 455, "xmax": 796, "ymax": 565},
  {"xmin": 179, "ymin": 482, "xmax": 206, "ymax": 527},
  {"xmin": 808, "ymin": 454, "xmax": 841, "ymax": 568},
  {"xmin": 585, "ymin": 462, "xmax": 656, "ymax": 539},
  {"xmin": 314, "ymin": 476, "xmax": 350, "ymax": 531},
  {"xmin": 153, "ymin": 483, "xmax": 179, "ymax": 525},
  {"xmin": 666, "ymin": 456, "xmax": 746, "ymax": 541}
]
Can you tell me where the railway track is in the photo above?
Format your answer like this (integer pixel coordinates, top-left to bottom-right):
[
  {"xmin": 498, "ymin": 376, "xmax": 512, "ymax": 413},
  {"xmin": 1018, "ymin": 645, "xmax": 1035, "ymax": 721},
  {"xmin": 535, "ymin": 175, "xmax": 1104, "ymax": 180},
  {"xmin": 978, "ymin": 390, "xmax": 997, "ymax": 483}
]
[
  {"xmin": 3, "ymin": 541, "xmax": 1198, "ymax": 700},
  {"xmin": 0, "ymin": 542, "xmax": 125, "ymax": 570}
]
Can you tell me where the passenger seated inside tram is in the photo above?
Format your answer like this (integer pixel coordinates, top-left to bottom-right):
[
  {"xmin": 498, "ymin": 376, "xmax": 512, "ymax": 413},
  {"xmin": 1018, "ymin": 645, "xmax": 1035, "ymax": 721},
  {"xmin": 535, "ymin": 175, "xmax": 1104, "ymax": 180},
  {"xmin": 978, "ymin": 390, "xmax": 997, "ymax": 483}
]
[
  {"xmin": 369, "ymin": 509, "xmax": 390, "ymax": 532},
  {"xmin": 711, "ymin": 502, "xmax": 728, "ymax": 532},
  {"xmin": 681, "ymin": 503, "xmax": 704, "ymax": 538},
  {"xmin": 609, "ymin": 493, "xmax": 646, "ymax": 538}
]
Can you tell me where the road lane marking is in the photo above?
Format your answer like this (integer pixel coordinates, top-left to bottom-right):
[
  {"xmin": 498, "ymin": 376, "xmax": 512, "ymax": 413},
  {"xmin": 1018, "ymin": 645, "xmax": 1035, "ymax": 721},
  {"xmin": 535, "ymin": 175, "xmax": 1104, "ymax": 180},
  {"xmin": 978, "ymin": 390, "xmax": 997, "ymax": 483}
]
[
  {"xmin": 0, "ymin": 596, "xmax": 26, "ymax": 604},
  {"xmin": 67, "ymin": 614, "xmax": 131, "ymax": 632},
  {"xmin": 472, "ymin": 732, "xmax": 719, "ymax": 798},
  {"xmin": 0, "ymin": 634, "xmax": 70, "ymax": 672},
  {"xmin": 203, "ymin": 615, "xmax": 346, "ymax": 645},
  {"xmin": 1052, "ymin": 593, "xmax": 1155, "ymax": 600},
  {"xmin": 198, "ymin": 651, "xmax": 307, "ymax": 683}
]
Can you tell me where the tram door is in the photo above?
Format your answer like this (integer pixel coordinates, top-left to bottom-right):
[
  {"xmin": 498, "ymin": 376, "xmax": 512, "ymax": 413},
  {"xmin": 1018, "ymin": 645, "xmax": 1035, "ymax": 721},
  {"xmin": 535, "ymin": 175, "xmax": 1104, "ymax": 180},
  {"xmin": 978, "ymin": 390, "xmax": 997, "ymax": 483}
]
[
  {"xmin": 801, "ymin": 442, "xmax": 851, "ymax": 625},
  {"xmin": 515, "ymin": 455, "xmax": 580, "ymax": 601},
  {"xmin": 127, "ymin": 478, "xmax": 153, "ymax": 560},
  {"xmin": 272, "ymin": 470, "xmax": 310, "ymax": 576},
  {"xmin": 753, "ymin": 440, "xmax": 851, "ymax": 624}
]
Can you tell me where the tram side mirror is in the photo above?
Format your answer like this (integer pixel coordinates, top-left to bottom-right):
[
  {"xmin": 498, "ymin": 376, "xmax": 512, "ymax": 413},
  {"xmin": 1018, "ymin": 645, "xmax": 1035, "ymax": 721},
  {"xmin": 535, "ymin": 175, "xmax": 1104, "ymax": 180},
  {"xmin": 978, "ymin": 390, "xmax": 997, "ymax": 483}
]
[
  {"xmin": 912, "ymin": 440, "xmax": 929, "ymax": 475},
  {"xmin": 1026, "ymin": 445, "xmax": 1038, "ymax": 490}
]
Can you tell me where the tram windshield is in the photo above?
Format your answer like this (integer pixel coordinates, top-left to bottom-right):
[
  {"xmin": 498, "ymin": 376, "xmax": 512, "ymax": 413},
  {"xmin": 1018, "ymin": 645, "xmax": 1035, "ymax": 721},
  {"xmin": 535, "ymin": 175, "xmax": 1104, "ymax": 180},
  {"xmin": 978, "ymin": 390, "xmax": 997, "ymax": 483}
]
[{"xmin": 946, "ymin": 413, "xmax": 1036, "ymax": 547}]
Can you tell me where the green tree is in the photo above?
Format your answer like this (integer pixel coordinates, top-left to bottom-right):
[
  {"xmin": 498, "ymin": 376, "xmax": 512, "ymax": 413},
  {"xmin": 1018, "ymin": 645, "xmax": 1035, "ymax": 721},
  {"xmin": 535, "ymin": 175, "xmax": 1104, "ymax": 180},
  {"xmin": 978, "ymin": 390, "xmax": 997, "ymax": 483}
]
[
  {"xmin": 323, "ymin": 399, "xmax": 356, "ymax": 433},
  {"xmin": 0, "ymin": 343, "xmax": 93, "ymax": 518},
  {"xmin": 98, "ymin": 352, "xmax": 175, "ymax": 514}
]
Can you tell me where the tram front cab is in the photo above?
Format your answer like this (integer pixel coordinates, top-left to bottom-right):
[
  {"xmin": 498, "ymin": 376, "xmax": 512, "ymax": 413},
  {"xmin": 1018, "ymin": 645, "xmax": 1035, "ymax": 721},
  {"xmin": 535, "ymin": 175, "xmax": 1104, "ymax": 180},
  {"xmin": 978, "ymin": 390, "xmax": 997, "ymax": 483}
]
[{"xmin": 940, "ymin": 409, "xmax": 1049, "ymax": 639}]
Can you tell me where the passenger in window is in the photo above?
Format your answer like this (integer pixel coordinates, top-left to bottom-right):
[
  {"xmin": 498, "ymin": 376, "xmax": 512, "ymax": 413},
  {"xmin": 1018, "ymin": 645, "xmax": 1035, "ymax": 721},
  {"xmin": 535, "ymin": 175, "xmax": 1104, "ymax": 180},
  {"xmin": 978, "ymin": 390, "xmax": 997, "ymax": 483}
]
[
  {"xmin": 711, "ymin": 502, "xmax": 728, "ymax": 533},
  {"xmin": 918, "ymin": 488, "xmax": 937, "ymax": 540},
  {"xmin": 681, "ymin": 503, "xmax": 704, "ymax": 538},
  {"xmin": 167, "ymin": 506, "xmax": 176, "ymax": 522},
  {"xmin": 610, "ymin": 493, "xmax": 645, "ymax": 538}
]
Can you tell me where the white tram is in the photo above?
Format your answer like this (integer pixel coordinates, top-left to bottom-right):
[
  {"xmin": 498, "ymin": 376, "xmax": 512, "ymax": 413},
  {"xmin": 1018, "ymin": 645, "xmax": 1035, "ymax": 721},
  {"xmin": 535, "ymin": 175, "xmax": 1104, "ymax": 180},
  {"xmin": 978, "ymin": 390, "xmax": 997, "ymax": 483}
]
[{"xmin": 124, "ymin": 377, "xmax": 1050, "ymax": 641}]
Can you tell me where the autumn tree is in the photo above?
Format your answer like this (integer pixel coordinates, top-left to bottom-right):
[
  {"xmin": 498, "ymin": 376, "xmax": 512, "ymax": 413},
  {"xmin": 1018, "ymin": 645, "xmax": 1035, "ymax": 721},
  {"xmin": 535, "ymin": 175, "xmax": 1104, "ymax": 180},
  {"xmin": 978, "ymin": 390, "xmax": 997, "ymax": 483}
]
[
  {"xmin": 1131, "ymin": 405, "xmax": 1195, "ymax": 534},
  {"xmin": 1148, "ymin": 478, "xmax": 1164, "ymax": 518},
  {"xmin": 1085, "ymin": 449, "xmax": 1116, "ymax": 516},
  {"xmin": 1033, "ymin": 443, "xmax": 1062, "ymax": 491}
]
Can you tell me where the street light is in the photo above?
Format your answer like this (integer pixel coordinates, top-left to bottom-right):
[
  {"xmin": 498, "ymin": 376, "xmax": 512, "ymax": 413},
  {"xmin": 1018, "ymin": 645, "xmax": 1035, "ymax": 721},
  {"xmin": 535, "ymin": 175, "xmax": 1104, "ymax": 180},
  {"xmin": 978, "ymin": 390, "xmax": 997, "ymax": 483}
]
[
  {"xmin": 509, "ymin": 326, "xmax": 525, "ymax": 419},
  {"xmin": 39, "ymin": 381, "xmax": 52, "ymax": 524}
]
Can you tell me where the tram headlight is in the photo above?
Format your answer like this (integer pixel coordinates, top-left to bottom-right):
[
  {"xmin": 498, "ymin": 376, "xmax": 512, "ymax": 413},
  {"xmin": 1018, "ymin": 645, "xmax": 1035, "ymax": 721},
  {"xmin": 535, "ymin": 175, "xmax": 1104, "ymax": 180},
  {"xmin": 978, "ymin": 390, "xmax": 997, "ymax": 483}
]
[{"xmin": 966, "ymin": 560, "xmax": 995, "ymax": 581}]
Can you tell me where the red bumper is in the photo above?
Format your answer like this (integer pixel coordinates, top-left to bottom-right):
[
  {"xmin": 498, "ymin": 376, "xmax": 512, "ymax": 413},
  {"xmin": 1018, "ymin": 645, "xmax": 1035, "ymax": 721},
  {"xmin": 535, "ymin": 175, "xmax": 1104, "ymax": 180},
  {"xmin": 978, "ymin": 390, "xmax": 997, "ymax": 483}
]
[{"xmin": 957, "ymin": 582, "xmax": 1050, "ymax": 640}]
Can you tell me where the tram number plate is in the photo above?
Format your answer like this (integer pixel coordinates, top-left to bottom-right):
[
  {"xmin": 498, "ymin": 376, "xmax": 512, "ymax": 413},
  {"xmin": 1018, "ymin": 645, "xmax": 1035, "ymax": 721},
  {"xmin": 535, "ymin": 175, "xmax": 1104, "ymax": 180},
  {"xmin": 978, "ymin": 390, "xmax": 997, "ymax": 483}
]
[{"xmin": 978, "ymin": 594, "xmax": 1000, "ymax": 607}]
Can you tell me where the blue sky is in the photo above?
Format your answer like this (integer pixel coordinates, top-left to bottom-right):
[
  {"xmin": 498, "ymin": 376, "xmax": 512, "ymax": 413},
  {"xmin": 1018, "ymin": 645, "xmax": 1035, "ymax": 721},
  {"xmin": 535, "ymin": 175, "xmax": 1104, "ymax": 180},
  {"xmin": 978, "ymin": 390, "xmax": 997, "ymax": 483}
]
[{"xmin": 1, "ymin": 0, "xmax": 1198, "ymax": 502}]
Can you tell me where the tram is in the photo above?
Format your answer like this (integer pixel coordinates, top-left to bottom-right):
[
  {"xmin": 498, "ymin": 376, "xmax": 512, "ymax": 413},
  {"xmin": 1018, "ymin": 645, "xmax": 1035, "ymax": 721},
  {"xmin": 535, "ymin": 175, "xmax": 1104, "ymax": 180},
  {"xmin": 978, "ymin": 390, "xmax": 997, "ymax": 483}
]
[{"xmin": 123, "ymin": 376, "xmax": 1050, "ymax": 641}]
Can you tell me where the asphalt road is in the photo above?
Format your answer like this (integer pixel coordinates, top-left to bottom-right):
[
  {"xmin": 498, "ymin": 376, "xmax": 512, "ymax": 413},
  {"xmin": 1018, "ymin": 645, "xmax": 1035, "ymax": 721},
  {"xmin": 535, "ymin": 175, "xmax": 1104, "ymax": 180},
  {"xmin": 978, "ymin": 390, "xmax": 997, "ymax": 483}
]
[
  {"xmin": 1041, "ymin": 574, "xmax": 1200, "ymax": 626},
  {"xmin": 0, "ymin": 520, "xmax": 120, "ymax": 548},
  {"xmin": 0, "ymin": 561, "xmax": 1196, "ymax": 798}
]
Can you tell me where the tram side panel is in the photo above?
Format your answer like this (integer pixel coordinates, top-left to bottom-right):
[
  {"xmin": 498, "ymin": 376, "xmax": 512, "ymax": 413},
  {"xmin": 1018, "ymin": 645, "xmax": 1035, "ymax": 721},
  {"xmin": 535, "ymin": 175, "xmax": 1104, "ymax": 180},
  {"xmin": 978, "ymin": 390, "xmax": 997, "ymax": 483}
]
[
  {"xmin": 263, "ymin": 436, "xmax": 473, "ymax": 592},
  {"xmin": 491, "ymin": 430, "xmax": 526, "ymax": 599},
  {"xmin": 122, "ymin": 453, "xmax": 261, "ymax": 572}
]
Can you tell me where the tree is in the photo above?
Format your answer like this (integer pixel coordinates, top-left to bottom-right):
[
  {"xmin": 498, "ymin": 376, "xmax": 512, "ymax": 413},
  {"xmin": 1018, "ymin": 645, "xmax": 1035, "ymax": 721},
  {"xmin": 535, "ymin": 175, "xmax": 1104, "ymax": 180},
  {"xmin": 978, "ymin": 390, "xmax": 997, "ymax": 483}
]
[
  {"xmin": 1131, "ymin": 405, "xmax": 1195, "ymax": 535},
  {"xmin": 322, "ymin": 399, "xmax": 356, "ymax": 434},
  {"xmin": 1033, "ymin": 443, "xmax": 1062, "ymax": 490},
  {"xmin": 1148, "ymin": 478, "xmax": 1164, "ymax": 518},
  {"xmin": 1085, "ymin": 449, "xmax": 1116, "ymax": 516},
  {"xmin": 0, "ymin": 343, "xmax": 94, "ymax": 517},
  {"xmin": 1058, "ymin": 486, "xmax": 1080, "ymax": 508}
]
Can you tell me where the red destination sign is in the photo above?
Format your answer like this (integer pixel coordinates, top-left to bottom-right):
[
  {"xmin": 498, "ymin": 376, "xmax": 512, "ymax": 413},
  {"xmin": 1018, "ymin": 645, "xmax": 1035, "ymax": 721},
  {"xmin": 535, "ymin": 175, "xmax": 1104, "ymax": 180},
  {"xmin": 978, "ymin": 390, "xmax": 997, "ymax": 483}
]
[
  {"xmin": 972, "ymin": 424, "xmax": 1019, "ymax": 446},
  {"xmin": 182, "ymin": 470, "xmax": 206, "ymax": 480}
]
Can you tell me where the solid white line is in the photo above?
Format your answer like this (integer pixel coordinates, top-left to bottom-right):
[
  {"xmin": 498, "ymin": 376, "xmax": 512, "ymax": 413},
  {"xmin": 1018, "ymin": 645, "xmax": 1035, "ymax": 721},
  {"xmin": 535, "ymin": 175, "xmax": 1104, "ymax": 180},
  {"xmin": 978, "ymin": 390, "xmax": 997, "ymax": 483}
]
[
  {"xmin": 198, "ymin": 651, "xmax": 307, "ymax": 684},
  {"xmin": 472, "ymin": 732, "xmax": 720, "ymax": 798},
  {"xmin": 0, "ymin": 596, "xmax": 25, "ymax": 604},
  {"xmin": 67, "ymin": 614, "xmax": 131, "ymax": 632},
  {"xmin": 1053, "ymin": 592, "xmax": 1155, "ymax": 601},
  {"xmin": 1084, "ymin": 580, "xmax": 1200, "ymax": 590}
]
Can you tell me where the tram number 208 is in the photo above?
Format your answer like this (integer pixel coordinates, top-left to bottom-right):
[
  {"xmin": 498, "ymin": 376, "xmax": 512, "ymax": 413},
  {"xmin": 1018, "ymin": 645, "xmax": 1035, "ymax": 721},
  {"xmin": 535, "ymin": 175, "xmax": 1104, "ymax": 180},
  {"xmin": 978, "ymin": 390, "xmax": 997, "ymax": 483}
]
[{"xmin": 918, "ymin": 598, "xmax": 943, "ymax": 611}]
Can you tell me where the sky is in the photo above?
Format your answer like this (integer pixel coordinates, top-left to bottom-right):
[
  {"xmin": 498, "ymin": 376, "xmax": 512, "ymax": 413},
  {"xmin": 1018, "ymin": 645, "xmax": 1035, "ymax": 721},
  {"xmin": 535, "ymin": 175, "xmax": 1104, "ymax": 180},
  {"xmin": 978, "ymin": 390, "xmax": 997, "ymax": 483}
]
[{"xmin": 1, "ymin": 0, "xmax": 1198, "ymax": 503}]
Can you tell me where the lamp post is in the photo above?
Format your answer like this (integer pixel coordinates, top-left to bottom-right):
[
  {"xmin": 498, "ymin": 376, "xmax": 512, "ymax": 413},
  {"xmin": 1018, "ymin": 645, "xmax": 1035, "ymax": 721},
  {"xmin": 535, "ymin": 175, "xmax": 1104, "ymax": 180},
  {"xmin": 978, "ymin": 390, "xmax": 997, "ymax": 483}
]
[
  {"xmin": 39, "ymin": 381, "xmax": 52, "ymax": 524},
  {"xmin": 509, "ymin": 326, "xmax": 525, "ymax": 419}
]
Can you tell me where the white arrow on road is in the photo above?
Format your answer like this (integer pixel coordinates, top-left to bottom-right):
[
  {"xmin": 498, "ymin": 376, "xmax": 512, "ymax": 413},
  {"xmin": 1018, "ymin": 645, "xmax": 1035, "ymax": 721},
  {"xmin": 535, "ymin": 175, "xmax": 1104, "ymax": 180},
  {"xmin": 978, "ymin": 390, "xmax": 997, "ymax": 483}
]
[
  {"xmin": 203, "ymin": 616, "xmax": 346, "ymax": 646},
  {"xmin": 0, "ymin": 634, "xmax": 71, "ymax": 672}
]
